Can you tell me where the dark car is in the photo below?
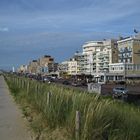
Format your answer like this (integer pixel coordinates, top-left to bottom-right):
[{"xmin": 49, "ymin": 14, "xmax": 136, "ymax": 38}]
[{"xmin": 62, "ymin": 80, "xmax": 71, "ymax": 85}]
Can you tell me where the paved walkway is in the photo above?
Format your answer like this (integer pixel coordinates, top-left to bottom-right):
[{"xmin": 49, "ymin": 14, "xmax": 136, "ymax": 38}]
[{"xmin": 0, "ymin": 76, "xmax": 32, "ymax": 140}]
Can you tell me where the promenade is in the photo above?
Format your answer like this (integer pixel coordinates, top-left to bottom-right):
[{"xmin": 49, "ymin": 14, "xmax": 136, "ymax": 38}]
[{"xmin": 0, "ymin": 76, "xmax": 31, "ymax": 140}]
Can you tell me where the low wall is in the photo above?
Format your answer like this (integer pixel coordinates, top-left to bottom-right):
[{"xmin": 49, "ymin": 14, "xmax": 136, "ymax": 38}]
[{"xmin": 88, "ymin": 83, "xmax": 102, "ymax": 94}]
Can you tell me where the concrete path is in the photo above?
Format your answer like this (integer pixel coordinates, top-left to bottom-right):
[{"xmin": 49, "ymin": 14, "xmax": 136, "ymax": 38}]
[{"xmin": 0, "ymin": 76, "xmax": 32, "ymax": 140}]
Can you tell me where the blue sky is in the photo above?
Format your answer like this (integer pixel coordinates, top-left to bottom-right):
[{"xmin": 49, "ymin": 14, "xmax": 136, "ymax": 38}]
[{"xmin": 0, "ymin": 0, "xmax": 140, "ymax": 70}]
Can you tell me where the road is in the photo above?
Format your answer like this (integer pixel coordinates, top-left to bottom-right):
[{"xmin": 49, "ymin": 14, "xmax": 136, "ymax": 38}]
[
  {"xmin": 101, "ymin": 83, "xmax": 140, "ymax": 95},
  {"xmin": 0, "ymin": 76, "xmax": 32, "ymax": 140}
]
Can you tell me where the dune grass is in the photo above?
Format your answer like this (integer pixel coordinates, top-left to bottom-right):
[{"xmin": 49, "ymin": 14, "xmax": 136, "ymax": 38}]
[{"xmin": 5, "ymin": 75, "xmax": 140, "ymax": 140}]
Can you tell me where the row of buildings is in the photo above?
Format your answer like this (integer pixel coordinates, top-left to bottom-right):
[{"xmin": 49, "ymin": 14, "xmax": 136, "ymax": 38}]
[
  {"xmin": 18, "ymin": 55, "xmax": 58, "ymax": 75},
  {"xmin": 59, "ymin": 34, "xmax": 140, "ymax": 82},
  {"xmin": 18, "ymin": 33, "xmax": 140, "ymax": 82}
]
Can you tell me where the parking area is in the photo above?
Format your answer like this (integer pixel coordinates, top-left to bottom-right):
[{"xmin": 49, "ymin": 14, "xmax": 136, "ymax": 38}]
[
  {"xmin": 11, "ymin": 72, "xmax": 140, "ymax": 102},
  {"xmin": 101, "ymin": 84, "xmax": 140, "ymax": 95}
]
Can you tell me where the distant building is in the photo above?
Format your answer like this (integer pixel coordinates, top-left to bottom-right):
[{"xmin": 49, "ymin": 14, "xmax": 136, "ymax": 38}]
[
  {"xmin": 73, "ymin": 52, "xmax": 86, "ymax": 74},
  {"xmin": 48, "ymin": 62, "xmax": 58, "ymax": 73},
  {"xmin": 27, "ymin": 60, "xmax": 38, "ymax": 74},
  {"xmin": 38, "ymin": 55, "xmax": 54, "ymax": 67},
  {"xmin": 58, "ymin": 61, "xmax": 69, "ymax": 73},
  {"xmin": 26, "ymin": 55, "xmax": 58, "ymax": 74},
  {"xmin": 58, "ymin": 59, "xmax": 78, "ymax": 76},
  {"xmin": 38, "ymin": 55, "xmax": 58, "ymax": 74},
  {"xmin": 68, "ymin": 58, "xmax": 78, "ymax": 75},
  {"xmin": 18, "ymin": 65, "xmax": 27, "ymax": 73}
]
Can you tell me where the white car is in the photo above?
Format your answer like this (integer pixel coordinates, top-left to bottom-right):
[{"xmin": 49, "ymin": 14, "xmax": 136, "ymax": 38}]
[{"xmin": 113, "ymin": 87, "xmax": 128, "ymax": 98}]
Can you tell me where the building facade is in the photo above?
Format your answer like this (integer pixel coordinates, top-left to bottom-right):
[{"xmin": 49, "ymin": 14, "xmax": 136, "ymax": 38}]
[
  {"xmin": 27, "ymin": 60, "xmax": 38, "ymax": 74},
  {"xmin": 109, "ymin": 35, "xmax": 140, "ymax": 80},
  {"xmin": 117, "ymin": 35, "xmax": 140, "ymax": 64},
  {"xmin": 82, "ymin": 41, "xmax": 104, "ymax": 75},
  {"xmin": 73, "ymin": 52, "xmax": 86, "ymax": 74},
  {"xmin": 67, "ymin": 58, "xmax": 78, "ymax": 75},
  {"xmin": 81, "ymin": 39, "xmax": 118, "ymax": 77},
  {"xmin": 59, "ymin": 59, "xmax": 78, "ymax": 76},
  {"xmin": 26, "ymin": 55, "xmax": 58, "ymax": 74},
  {"xmin": 18, "ymin": 65, "xmax": 27, "ymax": 73}
]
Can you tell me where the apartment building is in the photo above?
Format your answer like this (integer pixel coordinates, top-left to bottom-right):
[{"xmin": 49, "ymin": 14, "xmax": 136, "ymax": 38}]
[
  {"xmin": 37, "ymin": 55, "xmax": 58, "ymax": 74},
  {"xmin": 27, "ymin": 60, "xmax": 38, "ymax": 74},
  {"xmin": 82, "ymin": 41, "xmax": 104, "ymax": 75},
  {"xmin": 59, "ymin": 58, "xmax": 78, "ymax": 76},
  {"xmin": 96, "ymin": 40, "xmax": 118, "ymax": 73},
  {"xmin": 82, "ymin": 39, "xmax": 118, "ymax": 76},
  {"xmin": 48, "ymin": 63, "xmax": 58, "ymax": 73},
  {"xmin": 18, "ymin": 65, "xmax": 27, "ymax": 73},
  {"xmin": 109, "ymin": 34, "xmax": 140, "ymax": 79},
  {"xmin": 58, "ymin": 61, "xmax": 69, "ymax": 72},
  {"xmin": 58, "ymin": 34, "xmax": 140, "ymax": 82},
  {"xmin": 38, "ymin": 55, "xmax": 54, "ymax": 66},
  {"xmin": 26, "ymin": 55, "xmax": 58, "ymax": 74},
  {"xmin": 68, "ymin": 58, "xmax": 78, "ymax": 75},
  {"xmin": 73, "ymin": 52, "xmax": 86, "ymax": 74},
  {"xmin": 38, "ymin": 55, "xmax": 53, "ymax": 73}
]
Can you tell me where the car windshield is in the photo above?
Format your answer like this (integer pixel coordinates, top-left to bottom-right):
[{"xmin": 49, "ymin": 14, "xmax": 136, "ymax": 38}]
[
  {"xmin": 119, "ymin": 88, "xmax": 125, "ymax": 90},
  {"xmin": 116, "ymin": 87, "xmax": 125, "ymax": 90}
]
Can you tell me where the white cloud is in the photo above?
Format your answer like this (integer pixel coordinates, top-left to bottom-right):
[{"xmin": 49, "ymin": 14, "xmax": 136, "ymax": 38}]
[{"xmin": 0, "ymin": 27, "xmax": 9, "ymax": 32}]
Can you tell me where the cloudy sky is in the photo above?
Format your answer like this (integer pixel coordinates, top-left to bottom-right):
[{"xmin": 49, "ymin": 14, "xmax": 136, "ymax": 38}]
[{"xmin": 0, "ymin": 0, "xmax": 140, "ymax": 70}]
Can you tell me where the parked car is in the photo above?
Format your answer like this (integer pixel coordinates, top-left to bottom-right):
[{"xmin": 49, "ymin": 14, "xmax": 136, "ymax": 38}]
[
  {"xmin": 113, "ymin": 87, "xmax": 128, "ymax": 98},
  {"xmin": 71, "ymin": 82, "xmax": 82, "ymax": 87},
  {"xmin": 62, "ymin": 80, "xmax": 71, "ymax": 85},
  {"xmin": 42, "ymin": 76, "xmax": 51, "ymax": 83}
]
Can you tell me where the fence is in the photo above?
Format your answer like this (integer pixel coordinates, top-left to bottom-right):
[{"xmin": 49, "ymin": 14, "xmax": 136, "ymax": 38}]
[{"xmin": 4, "ymin": 74, "xmax": 140, "ymax": 140}]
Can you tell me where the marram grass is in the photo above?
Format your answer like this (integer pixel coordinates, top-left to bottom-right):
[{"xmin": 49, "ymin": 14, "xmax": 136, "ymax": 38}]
[{"xmin": 5, "ymin": 75, "xmax": 140, "ymax": 140}]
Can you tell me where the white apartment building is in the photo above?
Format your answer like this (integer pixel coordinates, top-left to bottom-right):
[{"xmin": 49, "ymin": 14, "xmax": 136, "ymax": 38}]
[
  {"xmin": 58, "ymin": 61, "xmax": 69, "ymax": 72},
  {"xmin": 59, "ymin": 59, "xmax": 78, "ymax": 75},
  {"xmin": 68, "ymin": 58, "xmax": 78, "ymax": 75},
  {"xmin": 82, "ymin": 41, "xmax": 104, "ymax": 75},
  {"xmin": 82, "ymin": 39, "xmax": 118, "ymax": 76},
  {"xmin": 73, "ymin": 52, "xmax": 87, "ymax": 74}
]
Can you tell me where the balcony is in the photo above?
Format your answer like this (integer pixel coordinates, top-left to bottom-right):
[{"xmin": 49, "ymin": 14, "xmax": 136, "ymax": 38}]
[
  {"xmin": 103, "ymin": 65, "xmax": 109, "ymax": 69},
  {"xmin": 98, "ymin": 61, "xmax": 104, "ymax": 64},
  {"xmin": 104, "ymin": 59, "xmax": 109, "ymax": 63},
  {"xmin": 103, "ymin": 54, "xmax": 109, "ymax": 57},
  {"xmin": 98, "ymin": 55, "xmax": 104, "ymax": 59}
]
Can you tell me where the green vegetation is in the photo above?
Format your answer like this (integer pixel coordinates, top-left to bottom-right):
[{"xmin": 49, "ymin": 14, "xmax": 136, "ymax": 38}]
[{"xmin": 5, "ymin": 75, "xmax": 140, "ymax": 140}]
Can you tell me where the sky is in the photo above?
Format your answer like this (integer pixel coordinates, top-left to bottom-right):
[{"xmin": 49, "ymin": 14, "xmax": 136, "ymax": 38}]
[{"xmin": 0, "ymin": 0, "xmax": 140, "ymax": 70}]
